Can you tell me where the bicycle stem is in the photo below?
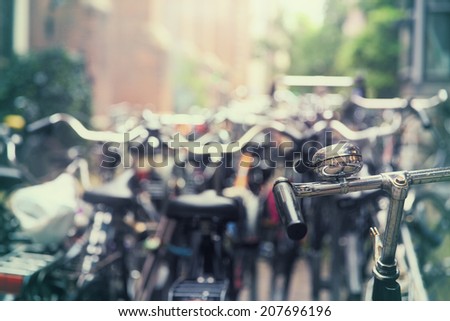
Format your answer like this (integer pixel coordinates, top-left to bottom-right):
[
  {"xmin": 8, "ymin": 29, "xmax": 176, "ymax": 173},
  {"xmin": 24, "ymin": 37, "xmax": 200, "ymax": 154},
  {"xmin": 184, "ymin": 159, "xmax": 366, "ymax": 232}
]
[{"xmin": 370, "ymin": 174, "xmax": 408, "ymax": 301}]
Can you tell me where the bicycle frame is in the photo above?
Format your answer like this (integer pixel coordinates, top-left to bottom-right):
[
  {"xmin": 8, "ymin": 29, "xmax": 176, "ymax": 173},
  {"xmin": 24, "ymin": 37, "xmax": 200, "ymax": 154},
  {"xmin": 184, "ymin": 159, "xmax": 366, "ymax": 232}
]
[{"xmin": 273, "ymin": 163, "xmax": 450, "ymax": 300}]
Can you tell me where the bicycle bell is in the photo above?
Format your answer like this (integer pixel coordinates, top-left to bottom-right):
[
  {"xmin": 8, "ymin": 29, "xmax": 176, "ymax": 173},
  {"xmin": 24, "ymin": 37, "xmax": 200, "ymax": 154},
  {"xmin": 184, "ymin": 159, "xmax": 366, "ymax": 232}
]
[{"xmin": 311, "ymin": 142, "xmax": 363, "ymax": 180}]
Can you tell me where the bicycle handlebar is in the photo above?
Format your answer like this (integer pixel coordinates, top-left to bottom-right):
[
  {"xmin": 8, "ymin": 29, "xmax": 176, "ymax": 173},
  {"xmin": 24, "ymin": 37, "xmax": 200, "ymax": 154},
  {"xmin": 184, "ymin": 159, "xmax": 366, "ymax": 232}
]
[
  {"xmin": 349, "ymin": 89, "xmax": 448, "ymax": 110},
  {"xmin": 272, "ymin": 178, "xmax": 307, "ymax": 240},
  {"xmin": 170, "ymin": 120, "xmax": 302, "ymax": 155},
  {"xmin": 350, "ymin": 89, "xmax": 448, "ymax": 129},
  {"xmin": 25, "ymin": 113, "xmax": 304, "ymax": 154},
  {"xmin": 25, "ymin": 112, "xmax": 403, "ymax": 159},
  {"xmin": 310, "ymin": 113, "xmax": 402, "ymax": 142},
  {"xmin": 289, "ymin": 167, "xmax": 450, "ymax": 198},
  {"xmin": 170, "ymin": 114, "xmax": 403, "ymax": 157},
  {"xmin": 273, "ymin": 166, "xmax": 450, "ymax": 248},
  {"xmin": 26, "ymin": 113, "xmax": 148, "ymax": 143}
]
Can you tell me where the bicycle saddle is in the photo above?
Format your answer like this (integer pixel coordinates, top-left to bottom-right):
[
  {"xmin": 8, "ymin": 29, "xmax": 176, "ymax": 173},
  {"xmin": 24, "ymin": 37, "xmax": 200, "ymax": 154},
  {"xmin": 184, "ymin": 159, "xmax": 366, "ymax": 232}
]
[
  {"xmin": 82, "ymin": 169, "xmax": 134, "ymax": 207},
  {"xmin": 166, "ymin": 190, "xmax": 239, "ymax": 222}
]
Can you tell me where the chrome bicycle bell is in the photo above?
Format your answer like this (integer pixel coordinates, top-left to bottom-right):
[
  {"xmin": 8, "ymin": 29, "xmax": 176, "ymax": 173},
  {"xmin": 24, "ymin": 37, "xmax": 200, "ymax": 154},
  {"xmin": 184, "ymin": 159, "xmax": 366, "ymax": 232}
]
[{"xmin": 311, "ymin": 142, "xmax": 363, "ymax": 180}]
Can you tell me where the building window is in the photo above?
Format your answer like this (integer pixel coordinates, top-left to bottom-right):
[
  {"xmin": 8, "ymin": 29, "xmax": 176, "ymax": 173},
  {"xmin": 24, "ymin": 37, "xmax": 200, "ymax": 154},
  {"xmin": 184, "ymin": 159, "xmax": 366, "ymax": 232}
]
[{"xmin": 425, "ymin": 1, "xmax": 450, "ymax": 81}]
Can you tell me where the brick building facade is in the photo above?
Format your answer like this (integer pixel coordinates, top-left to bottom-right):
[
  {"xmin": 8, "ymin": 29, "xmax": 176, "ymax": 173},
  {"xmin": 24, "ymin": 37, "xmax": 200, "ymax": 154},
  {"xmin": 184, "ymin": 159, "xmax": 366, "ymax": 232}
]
[{"xmin": 19, "ymin": 0, "xmax": 268, "ymax": 116}]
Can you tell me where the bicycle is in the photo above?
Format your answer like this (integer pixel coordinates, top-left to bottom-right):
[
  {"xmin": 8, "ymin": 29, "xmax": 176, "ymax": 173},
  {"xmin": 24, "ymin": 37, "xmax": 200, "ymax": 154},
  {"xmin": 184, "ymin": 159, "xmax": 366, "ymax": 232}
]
[
  {"xmin": 346, "ymin": 89, "xmax": 450, "ymax": 299},
  {"xmin": 141, "ymin": 119, "xmax": 303, "ymax": 301},
  {"xmin": 289, "ymin": 89, "xmax": 448, "ymax": 300},
  {"xmin": 0, "ymin": 112, "xmax": 183, "ymax": 300},
  {"xmin": 36, "ymin": 111, "xmax": 265, "ymax": 301},
  {"xmin": 0, "ymin": 116, "xmax": 91, "ymax": 299},
  {"xmin": 279, "ymin": 109, "xmax": 403, "ymax": 301},
  {"xmin": 273, "ymin": 141, "xmax": 450, "ymax": 300}
]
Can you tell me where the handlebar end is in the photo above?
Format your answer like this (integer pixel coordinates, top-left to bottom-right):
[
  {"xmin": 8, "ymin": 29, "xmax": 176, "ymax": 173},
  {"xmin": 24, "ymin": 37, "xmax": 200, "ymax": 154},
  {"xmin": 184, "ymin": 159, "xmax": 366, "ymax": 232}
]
[
  {"xmin": 438, "ymin": 89, "xmax": 448, "ymax": 102},
  {"xmin": 287, "ymin": 220, "xmax": 308, "ymax": 240},
  {"xmin": 273, "ymin": 177, "xmax": 308, "ymax": 241}
]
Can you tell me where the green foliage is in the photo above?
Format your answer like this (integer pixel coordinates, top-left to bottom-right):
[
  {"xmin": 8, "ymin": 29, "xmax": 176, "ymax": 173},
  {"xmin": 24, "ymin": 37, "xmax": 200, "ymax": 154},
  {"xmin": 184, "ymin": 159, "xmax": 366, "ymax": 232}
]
[
  {"xmin": 288, "ymin": 21, "xmax": 335, "ymax": 75},
  {"xmin": 287, "ymin": 1, "xmax": 349, "ymax": 77},
  {"xmin": 358, "ymin": 0, "xmax": 400, "ymax": 12},
  {"xmin": 0, "ymin": 48, "xmax": 92, "ymax": 123},
  {"xmin": 337, "ymin": 4, "xmax": 404, "ymax": 97},
  {"xmin": 284, "ymin": 0, "xmax": 404, "ymax": 97}
]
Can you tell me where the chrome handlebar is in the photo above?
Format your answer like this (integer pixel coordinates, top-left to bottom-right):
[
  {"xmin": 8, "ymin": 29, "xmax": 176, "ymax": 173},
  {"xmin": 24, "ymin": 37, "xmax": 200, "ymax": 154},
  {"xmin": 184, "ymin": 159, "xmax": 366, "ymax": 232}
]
[
  {"xmin": 273, "ymin": 142, "xmax": 450, "ymax": 300},
  {"xmin": 27, "ymin": 113, "xmax": 148, "ymax": 143},
  {"xmin": 349, "ymin": 89, "xmax": 448, "ymax": 110}
]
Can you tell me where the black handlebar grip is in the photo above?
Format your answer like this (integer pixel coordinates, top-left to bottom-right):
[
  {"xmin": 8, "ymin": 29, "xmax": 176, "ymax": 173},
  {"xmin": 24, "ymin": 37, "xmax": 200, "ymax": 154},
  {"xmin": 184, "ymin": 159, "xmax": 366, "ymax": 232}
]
[
  {"xmin": 272, "ymin": 177, "xmax": 307, "ymax": 240},
  {"xmin": 416, "ymin": 108, "xmax": 431, "ymax": 129},
  {"xmin": 408, "ymin": 97, "xmax": 432, "ymax": 129}
]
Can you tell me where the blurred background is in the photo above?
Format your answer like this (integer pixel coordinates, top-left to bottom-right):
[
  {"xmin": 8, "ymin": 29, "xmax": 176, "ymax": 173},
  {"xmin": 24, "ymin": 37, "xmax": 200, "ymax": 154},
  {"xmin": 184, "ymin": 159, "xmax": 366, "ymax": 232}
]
[
  {"xmin": 1, "ymin": 0, "xmax": 450, "ymax": 302},
  {"xmin": 1, "ymin": 0, "xmax": 449, "ymax": 123}
]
